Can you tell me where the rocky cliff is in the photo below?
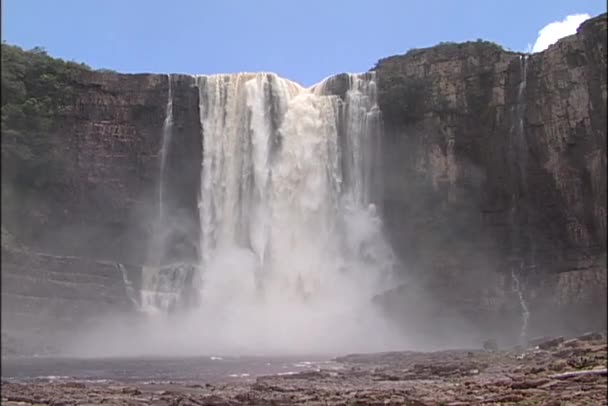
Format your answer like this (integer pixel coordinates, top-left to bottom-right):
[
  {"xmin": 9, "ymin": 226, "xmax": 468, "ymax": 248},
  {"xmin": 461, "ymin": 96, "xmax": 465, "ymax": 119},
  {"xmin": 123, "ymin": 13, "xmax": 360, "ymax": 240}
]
[
  {"xmin": 375, "ymin": 13, "xmax": 607, "ymax": 343},
  {"xmin": 1, "ymin": 58, "xmax": 202, "ymax": 351},
  {"xmin": 1, "ymin": 13, "xmax": 606, "ymax": 352}
]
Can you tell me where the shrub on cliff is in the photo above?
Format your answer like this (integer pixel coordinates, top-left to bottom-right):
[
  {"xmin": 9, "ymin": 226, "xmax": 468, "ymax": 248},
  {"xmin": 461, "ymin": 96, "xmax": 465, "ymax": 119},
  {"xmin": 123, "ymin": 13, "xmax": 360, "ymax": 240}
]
[
  {"xmin": 1, "ymin": 44, "xmax": 90, "ymax": 179},
  {"xmin": 1, "ymin": 43, "xmax": 89, "ymax": 133},
  {"xmin": 1, "ymin": 43, "xmax": 91, "ymax": 233}
]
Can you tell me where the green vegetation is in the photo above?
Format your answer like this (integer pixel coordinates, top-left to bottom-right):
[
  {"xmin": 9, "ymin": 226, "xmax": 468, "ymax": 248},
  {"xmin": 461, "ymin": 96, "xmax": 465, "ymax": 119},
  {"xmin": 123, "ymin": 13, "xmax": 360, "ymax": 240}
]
[
  {"xmin": 1, "ymin": 43, "xmax": 92, "ymax": 234},
  {"xmin": 374, "ymin": 61, "xmax": 431, "ymax": 126},
  {"xmin": 1, "ymin": 43, "xmax": 90, "ymax": 181},
  {"xmin": 1, "ymin": 43, "xmax": 90, "ymax": 133},
  {"xmin": 403, "ymin": 39, "xmax": 505, "ymax": 57},
  {"xmin": 474, "ymin": 38, "xmax": 506, "ymax": 51},
  {"xmin": 95, "ymin": 68, "xmax": 118, "ymax": 73}
]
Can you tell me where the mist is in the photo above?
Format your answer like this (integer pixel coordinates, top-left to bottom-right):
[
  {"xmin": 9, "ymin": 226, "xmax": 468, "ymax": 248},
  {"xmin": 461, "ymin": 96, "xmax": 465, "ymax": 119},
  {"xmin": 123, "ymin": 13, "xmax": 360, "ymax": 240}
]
[{"xmin": 65, "ymin": 196, "xmax": 410, "ymax": 358}]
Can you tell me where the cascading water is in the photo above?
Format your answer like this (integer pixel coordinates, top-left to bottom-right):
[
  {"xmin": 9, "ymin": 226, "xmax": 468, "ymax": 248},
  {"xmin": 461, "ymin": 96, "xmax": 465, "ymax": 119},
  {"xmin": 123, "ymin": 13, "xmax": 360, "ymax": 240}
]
[
  {"xmin": 509, "ymin": 55, "xmax": 531, "ymax": 344},
  {"xmin": 159, "ymin": 74, "xmax": 174, "ymax": 223},
  {"xmin": 175, "ymin": 71, "xmax": 400, "ymax": 353},
  {"xmin": 139, "ymin": 74, "xmax": 194, "ymax": 314},
  {"xmin": 122, "ymin": 71, "xmax": 401, "ymax": 353},
  {"xmin": 117, "ymin": 263, "xmax": 139, "ymax": 308},
  {"xmin": 140, "ymin": 263, "xmax": 194, "ymax": 314},
  {"xmin": 341, "ymin": 74, "xmax": 382, "ymax": 206},
  {"xmin": 511, "ymin": 268, "xmax": 530, "ymax": 344},
  {"xmin": 516, "ymin": 55, "xmax": 529, "ymax": 179}
]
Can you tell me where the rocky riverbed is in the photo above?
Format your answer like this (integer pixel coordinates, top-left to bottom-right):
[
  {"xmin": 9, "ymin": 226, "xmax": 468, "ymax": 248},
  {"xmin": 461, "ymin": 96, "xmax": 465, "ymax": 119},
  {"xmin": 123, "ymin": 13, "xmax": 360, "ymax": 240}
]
[{"xmin": 2, "ymin": 333, "xmax": 606, "ymax": 405}]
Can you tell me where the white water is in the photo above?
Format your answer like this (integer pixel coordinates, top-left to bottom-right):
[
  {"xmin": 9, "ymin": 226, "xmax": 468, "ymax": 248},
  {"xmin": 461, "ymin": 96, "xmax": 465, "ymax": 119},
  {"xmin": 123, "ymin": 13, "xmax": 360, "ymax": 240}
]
[
  {"xmin": 511, "ymin": 268, "xmax": 530, "ymax": 344},
  {"xmin": 159, "ymin": 74, "xmax": 174, "ymax": 223},
  {"xmin": 179, "ymin": 72, "xmax": 401, "ymax": 353},
  {"xmin": 516, "ymin": 56, "xmax": 529, "ymax": 180},
  {"xmin": 342, "ymin": 75, "xmax": 382, "ymax": 206},
  {"xmin": 140, "ymin": 264, "xmax": 193, "ymax": 314},
  {"xmin": 140, "ymin": 74, "xmax": 196, "ymax": 315},
  {"xmin": 117, "ymin": 263, "xmax": 139, "ymax": 308},
  {"xmin": 124, "ymin": 72, "xmax": 402, "ymax": 354},
  {"xmin": 510, "ymin": 55, "xmax": 531, "ymax": 344}
]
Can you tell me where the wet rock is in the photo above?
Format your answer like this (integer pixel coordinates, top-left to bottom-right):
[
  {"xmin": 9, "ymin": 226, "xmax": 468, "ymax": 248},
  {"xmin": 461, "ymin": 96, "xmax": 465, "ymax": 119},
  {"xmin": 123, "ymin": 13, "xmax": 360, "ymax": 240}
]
[
  {"xmin": 482, "ymin": 339, "xmax": 498, "ymax": 351},
  {"xmin": 563, "ymin": 338, "xmax": 582, "ymax": 347},
  {"xmin": 511, "ymin": 378, "xmax": 551, "ymax": 389},
  {"xmin": 121, "ymin": 387, "xmax": 142, "ymax": 395},
  {"xmin": 578, "ymin": 332, "xmax": 605, "ymax": 341},
  {"xmin": 538, "ymin": 337, "xmax": 565, "ymax": 350},
  {"xmin": 4, "ymin": 341, "xmax": 607, "ymax": 404},
  {"xmin": 528, "ymin": 336, "xmax": 551, "ymax": 346}
]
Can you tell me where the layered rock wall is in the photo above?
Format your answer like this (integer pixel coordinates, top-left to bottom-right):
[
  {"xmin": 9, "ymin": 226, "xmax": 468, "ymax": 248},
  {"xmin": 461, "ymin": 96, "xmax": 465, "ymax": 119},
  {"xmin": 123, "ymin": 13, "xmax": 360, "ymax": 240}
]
[{"xmin": 375, "ymin": 14, "xmax": 607, "ymax": 341}]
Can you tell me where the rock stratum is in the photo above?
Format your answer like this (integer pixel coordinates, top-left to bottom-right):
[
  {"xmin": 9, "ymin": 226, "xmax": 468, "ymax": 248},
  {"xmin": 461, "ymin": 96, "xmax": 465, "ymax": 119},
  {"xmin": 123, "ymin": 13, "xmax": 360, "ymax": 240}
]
[{"xmin": 1, "ymin": 13, "xmax": 606, "ymax": 353}]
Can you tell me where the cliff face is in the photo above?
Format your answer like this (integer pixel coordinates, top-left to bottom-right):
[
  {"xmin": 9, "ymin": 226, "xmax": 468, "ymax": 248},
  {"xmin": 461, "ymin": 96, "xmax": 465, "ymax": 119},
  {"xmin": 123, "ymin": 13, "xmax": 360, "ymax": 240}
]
[
  {"xmin": 3, "ymin": 72, "xmax": 201, "ymax": 265},
  {"xmin": 1, "ymin": 14, "xmax": 606, "ymax": 351},
  {"xmin": 375, "ymin": 13, "xmax": 607, "ymax": 341},
  {"xmin": 1, "ymin": 69, "xmax": 202, "ymax": 350}
]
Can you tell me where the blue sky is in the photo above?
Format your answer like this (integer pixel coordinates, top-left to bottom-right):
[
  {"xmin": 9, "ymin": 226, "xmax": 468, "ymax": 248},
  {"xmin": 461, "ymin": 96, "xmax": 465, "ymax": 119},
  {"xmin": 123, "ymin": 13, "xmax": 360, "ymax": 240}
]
[{"xmin": 2, "ymin": 0, "xmax": 606, "ymax": 86}]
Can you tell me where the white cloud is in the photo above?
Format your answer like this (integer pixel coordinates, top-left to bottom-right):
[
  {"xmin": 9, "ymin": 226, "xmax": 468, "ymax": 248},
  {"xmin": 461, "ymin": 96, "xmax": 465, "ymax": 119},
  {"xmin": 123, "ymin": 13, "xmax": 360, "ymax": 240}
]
[{"xmin": 530, "ymin": 13, "xmax": 591, "ymax": 53}]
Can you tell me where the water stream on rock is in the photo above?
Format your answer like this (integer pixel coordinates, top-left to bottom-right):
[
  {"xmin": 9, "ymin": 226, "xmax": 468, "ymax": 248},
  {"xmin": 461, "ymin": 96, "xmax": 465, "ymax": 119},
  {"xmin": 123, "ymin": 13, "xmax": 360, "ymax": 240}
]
[
  {"xmin": 510, "ymin": 55, "xmax": 531, "ymax": 344},
  {"xmin": 117, "ymin": 263, "xmax": 139, "ymax": 308},
  {"xmin": 140, "ymin": 263, "xmax": 195, "ymax": 314},
  {"xmin": 511, "ymin": 268, "xmax": 530, "ymax": 344},
  {"xmin": 138, "ymin": 74, "xmax": 196, "ymax": 314},
  {"xmin": 159, "ymin": 74, "xmax": 174, "ymax": 223}
]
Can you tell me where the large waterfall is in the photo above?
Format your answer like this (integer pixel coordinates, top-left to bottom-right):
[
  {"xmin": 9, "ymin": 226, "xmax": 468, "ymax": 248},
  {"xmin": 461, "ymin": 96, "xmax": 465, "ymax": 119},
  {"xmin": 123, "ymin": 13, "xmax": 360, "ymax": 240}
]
[
  {"xmin": 195, "ymin": 72, "xmax": 393, "ymax": 298},
  {"xmin": 136, "ymin": 72, "xmax": 400, "ymax": 354}
]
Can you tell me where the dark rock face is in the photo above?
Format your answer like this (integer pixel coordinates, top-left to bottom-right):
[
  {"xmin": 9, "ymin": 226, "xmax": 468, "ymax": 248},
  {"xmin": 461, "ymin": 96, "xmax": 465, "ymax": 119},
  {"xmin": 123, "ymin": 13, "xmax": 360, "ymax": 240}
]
[
  {"xmin": 153, "ymin": 75, "xmax": 202, "ymax": 265},
  {"xmin": 2, "ymin": 72, "xmax": 202, "ymax": 266},
  {"xmin": 1, "ymin": 72, "xmax": 202, "ymax": 346},
  {"xmin": 375, "ymin": 13, "xmax": 607, "ymax": 341},
  {"xmin": 0, "ymin": 246, "xmax": 140, "ymax": 355}
]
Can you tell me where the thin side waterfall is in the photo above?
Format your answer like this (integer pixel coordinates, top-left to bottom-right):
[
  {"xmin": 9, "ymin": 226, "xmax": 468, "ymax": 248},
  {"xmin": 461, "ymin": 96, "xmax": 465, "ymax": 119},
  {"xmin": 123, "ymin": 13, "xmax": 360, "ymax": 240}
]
[
  {"xmin": 138, "ymin": 74, "xmax": 194, "ymax": 315},
  {"xmin": 140, "ymin": 263, "xmax": 195, "ymax": 314},
  {"xmin": 516, "ymin": 55, "xmax": 529, "ymax": 184},
  {"xmin": 117, "ymin": 263, "xmax": 139, "ymax": 308},
  {"xmin": 509, "ymin": 55, "xmax": 531, "ymax": 344},
  {"xmin": 511, "ymin": 268, "xmax": 530, "ymax": 344},
  {"xmin": 159, "ymin": 74, "xmax": 174, "ymax": 223}
]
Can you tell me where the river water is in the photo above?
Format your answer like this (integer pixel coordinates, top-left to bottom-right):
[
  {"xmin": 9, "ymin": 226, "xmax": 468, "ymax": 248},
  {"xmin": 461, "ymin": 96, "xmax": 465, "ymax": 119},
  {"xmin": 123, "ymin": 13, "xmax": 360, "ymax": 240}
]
[{"xmin": 1, "ymin": 355, "xmax": 338, "ymax": 384}]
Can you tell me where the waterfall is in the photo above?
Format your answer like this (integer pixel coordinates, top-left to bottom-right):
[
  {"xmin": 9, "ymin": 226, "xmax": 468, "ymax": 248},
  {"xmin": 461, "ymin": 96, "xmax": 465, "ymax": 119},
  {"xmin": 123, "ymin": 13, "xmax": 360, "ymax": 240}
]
[
  {"xmin": 179, "ymin": 71, "xmax": 399, "ymax": 352},
  {"xmin": 138, "ymin": 74, "xmax": 197, "ymax": 315},
  {"xmin": 342, "ymin": 73, "xmax": 382, "ymax": 206},
  {"xmin": 159, "ymin": 74, "xmax": 174, "ymax": 223},
  {"xmin": 140, "ymin": 263, "xmax": 196, "ymax": 314},
  {"xmin": 516, "ymin": 56, "xmax": 529, "ymax": 184},
  {"xmin": 511, "ymin": 268, "xmax": 530, "ymax": 344},
  {"xmin": 117, "ymin": 263, "xmax": 139, "ymax": 308},
  {"xmin": 509, "ymin": 55, "xmax": 531, "ymax": 344},
  {"xmin": 195, "ymin": 72, "xmax": 393, "ymax": 298},
  {"xmin": 126, "ymin": 70, "xmax": 400, "ymax": 352}
]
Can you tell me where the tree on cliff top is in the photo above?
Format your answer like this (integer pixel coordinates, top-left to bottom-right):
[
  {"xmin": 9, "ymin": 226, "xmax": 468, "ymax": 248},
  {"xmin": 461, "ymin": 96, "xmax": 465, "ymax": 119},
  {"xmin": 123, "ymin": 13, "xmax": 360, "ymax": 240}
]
[
  {"xmin": 1, "ymin": 43, "xmax": 91, "ymax": 234},
  {"xmin": 1, "ymin": 43, "xmax": 90, "ymax": 134}
]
